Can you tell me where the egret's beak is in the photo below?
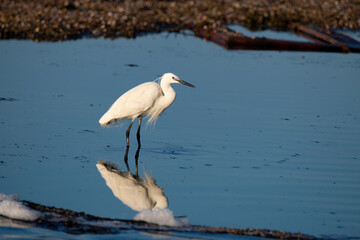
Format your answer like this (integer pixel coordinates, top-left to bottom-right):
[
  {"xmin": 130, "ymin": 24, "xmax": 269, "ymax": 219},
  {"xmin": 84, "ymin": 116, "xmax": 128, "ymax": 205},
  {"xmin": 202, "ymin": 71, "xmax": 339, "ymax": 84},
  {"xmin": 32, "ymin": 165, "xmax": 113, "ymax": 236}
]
[{"xmin": 176, "ymin": 78, "xmax": 196, "ymax": 88}]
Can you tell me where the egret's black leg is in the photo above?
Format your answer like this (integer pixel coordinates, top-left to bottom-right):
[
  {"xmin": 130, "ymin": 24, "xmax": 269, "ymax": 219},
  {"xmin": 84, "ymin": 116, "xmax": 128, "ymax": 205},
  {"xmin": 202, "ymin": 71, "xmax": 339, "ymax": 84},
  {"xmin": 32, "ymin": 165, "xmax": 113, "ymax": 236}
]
[
  {"xmin": 123, "ymin": 145, "xmax": 130, "ymax": 172},
  {"xmin": 134, "ymin": 144, "xmax": 141, "ymax": 177},
  {"xmin": 126, "ymin": 119, "xmax": 135, "ymax": 147},
  {"xmin": 136, "ymin": 117, "xmax": 142, "ymax": 147}
]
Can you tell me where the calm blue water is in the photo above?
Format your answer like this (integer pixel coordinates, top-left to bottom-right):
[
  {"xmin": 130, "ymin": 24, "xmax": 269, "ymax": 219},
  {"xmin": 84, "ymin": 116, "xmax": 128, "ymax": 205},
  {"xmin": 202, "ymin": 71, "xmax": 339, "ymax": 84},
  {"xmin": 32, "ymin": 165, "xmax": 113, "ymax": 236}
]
[{"xmin": 0, "ymin": 30, "xmax": 360, "ymax": 239}]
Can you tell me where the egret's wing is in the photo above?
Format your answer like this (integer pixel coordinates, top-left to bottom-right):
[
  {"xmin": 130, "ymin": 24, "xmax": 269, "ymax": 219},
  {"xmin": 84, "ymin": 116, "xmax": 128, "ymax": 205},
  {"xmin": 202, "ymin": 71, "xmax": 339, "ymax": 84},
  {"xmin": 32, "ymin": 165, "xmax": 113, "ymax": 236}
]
[
  {"xmin": 100, "ymin": 82, "xmax": 161, "ymax": 124},
  {"xmin": 120, "ymin": 82, "xmax": 162, "ymax": 118}
]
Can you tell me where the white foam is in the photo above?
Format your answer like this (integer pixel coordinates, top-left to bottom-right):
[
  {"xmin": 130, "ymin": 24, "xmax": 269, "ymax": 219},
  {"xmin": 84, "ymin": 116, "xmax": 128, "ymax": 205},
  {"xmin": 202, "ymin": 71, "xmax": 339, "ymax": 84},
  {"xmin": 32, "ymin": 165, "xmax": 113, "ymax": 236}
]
[
  {"xmin": 0, "ymin": 193, "xmax": 41, "ymax": 221},
  {"xmin": 133, "ymin": 208, "xmax": 189, "ymax": 227}
]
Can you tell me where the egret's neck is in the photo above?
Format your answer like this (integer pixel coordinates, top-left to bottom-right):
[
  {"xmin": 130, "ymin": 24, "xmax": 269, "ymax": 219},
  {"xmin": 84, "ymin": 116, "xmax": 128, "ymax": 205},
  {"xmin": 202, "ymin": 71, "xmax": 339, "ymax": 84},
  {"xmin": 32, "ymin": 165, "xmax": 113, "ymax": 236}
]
[{"xmin": 160, "ymin": 81, "xmax": 176, "ymax": 106}]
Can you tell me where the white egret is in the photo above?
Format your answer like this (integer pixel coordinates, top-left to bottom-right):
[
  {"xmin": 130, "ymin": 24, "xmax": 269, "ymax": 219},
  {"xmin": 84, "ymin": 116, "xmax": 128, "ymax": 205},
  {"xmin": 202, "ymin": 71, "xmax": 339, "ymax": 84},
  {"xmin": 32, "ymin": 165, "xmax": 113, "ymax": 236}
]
[{"xmin": 99, "ymin": 73, "xmax": 196, "ymax": 146}]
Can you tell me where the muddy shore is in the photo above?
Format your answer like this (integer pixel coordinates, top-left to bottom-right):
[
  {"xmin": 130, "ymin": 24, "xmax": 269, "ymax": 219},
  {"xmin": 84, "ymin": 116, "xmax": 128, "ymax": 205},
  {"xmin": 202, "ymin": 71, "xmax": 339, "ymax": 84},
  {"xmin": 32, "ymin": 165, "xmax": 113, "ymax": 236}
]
[
  {"xmin": 1, "ymin": 0, "xmax": 360, "ymax": 41},
  {"xmin": 15, "ymin": 200, "xmax": 318, "ymax": 239}
]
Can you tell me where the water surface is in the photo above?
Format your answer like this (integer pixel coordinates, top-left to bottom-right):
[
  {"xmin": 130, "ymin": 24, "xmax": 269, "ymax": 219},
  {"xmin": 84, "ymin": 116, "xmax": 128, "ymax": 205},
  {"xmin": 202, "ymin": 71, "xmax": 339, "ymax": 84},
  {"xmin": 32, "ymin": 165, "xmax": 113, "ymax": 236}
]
[{"xmin": 0, "ymin": 32, "xmax": 360, "ymax": 239}]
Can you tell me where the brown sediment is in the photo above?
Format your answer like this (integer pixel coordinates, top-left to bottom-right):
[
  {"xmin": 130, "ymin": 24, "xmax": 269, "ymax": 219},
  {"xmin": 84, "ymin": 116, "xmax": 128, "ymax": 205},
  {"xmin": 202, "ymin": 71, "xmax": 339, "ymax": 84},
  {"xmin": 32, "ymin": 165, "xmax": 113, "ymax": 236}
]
[{"xmin": 0, "ymin": 0, "xmax": 359, "ymax": 42}]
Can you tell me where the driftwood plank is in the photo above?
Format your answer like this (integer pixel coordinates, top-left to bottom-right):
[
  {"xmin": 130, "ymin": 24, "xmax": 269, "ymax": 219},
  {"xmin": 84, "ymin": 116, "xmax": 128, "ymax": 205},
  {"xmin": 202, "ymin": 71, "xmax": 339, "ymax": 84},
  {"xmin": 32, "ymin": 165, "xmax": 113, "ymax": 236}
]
[{"xmin": 190, "ymin": 25, "xmax": 360, "ymax": 53}]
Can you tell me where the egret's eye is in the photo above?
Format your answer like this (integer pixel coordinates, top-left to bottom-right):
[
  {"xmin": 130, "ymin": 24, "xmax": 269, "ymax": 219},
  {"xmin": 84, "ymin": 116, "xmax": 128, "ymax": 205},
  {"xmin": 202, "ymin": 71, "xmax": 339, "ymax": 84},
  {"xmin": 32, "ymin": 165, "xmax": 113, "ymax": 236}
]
[{"xmin": 172, "ymin": 76, "xmax": 175, "ymax": 79}]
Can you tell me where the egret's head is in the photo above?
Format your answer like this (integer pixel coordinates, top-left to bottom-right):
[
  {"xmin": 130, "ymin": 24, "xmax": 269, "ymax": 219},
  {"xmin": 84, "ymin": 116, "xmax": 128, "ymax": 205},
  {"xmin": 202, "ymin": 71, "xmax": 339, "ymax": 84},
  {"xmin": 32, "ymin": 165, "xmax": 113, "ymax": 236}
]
[{"xmin": 162, "ymin": 73, "xmax": 196, "ymax": 88}]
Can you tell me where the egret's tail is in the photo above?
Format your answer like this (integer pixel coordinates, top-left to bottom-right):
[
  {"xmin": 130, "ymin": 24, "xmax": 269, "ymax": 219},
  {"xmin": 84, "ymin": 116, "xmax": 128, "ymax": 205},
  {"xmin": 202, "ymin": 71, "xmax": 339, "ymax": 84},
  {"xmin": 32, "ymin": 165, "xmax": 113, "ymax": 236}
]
[
  {"xmin": 99, "ymin": 113, "xmax": 112, "ymax": 126},
  {"xmin": 99, "ymin": 119, "xmax": 108, "ymax": 127},
  {"xmin": 99, "ymin": 121, "xmax": 107, "ymax": 127},
  {"xmin": 99, "ymin": 112, "xmax": 124, "ymax": 126}
]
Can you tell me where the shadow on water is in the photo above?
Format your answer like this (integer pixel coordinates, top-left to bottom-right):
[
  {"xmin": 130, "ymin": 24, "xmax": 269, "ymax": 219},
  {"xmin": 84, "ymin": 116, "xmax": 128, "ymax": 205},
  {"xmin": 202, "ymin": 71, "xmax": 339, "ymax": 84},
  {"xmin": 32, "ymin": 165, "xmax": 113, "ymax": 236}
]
[
  {"xmin": 97, "ymin": 144, "xmax": 169, "ymax": 212},
  {"xmin": 96, "ymin": 137, "xmax": 190, "ymax": 228}
]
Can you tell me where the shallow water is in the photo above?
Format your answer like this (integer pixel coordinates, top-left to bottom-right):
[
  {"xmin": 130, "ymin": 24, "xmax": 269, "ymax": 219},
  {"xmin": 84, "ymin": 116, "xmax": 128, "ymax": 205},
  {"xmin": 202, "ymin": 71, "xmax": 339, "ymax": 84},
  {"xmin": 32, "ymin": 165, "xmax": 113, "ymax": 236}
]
[
  {"xmin": 0, "ymin": 31, "xmax": 360, "ymax": 239},
  {"xmin": 228, "ymin": 24, "xmax": 310, "ymax": 42}
]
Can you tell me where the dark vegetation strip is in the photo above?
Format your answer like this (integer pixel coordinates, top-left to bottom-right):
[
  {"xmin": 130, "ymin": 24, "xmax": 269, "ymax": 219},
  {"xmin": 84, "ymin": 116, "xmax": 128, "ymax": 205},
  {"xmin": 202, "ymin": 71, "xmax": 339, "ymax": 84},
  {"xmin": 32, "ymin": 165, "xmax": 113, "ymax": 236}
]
[{"xmin": 1, "ymin": 0, "xmax": 359, "ymax": 42}]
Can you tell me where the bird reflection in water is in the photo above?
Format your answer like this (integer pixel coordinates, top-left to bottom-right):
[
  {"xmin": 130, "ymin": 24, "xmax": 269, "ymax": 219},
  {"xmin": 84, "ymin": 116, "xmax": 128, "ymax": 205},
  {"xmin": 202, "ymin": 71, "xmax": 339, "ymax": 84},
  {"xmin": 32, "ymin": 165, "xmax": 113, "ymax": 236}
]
[{"xmin": 96, "ymin": 145, "xmax": 168, "ymax": 212}]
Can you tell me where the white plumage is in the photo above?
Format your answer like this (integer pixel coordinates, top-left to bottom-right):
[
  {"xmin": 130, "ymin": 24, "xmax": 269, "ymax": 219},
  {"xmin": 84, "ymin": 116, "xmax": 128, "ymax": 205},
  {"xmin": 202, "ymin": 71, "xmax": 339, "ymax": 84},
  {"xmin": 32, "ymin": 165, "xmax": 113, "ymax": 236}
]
[
  {"xmin": 99, "ymin": 81, "xmax": 163, "ymax": 126},
  {"xmin": 99, "ymin": 73, "xmax": 195, "ymax": 146}
]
